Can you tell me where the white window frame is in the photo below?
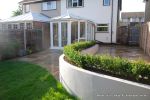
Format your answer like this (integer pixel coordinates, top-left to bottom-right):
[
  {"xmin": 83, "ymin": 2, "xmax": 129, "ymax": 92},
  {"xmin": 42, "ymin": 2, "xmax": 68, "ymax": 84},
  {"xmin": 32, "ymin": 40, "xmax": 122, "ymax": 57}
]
[
  {"xmin": 42, "ymin": 1, "xmax": 57, "ymax": 10},
  {"xmin": 13, "ymin": 24, "xmax": 19, "ymax": 30},
  {"xmin": 26, "ymin": 23, "xmax": 32, "ymax": 29},
  {"xmin": 8, "ymin": 24, "xmax": 12, "ymax": 30},
  {"xmin": 67, "ymin": 0, "xmax": 84, "ymax": 8},
  {"xmin": 96, "ymin": 24, "xmax": 109, "ymax": 33},
  {"xmin": 20, "ymin": 23, "xmax": 25, "ymax": 30},
  {"xmin": 103, "ymin": 0, "xmax": 110, "ymax": 6},
  {"xmin": 25, "ymin": 4, "xmax": 30, "ymax": 13}
]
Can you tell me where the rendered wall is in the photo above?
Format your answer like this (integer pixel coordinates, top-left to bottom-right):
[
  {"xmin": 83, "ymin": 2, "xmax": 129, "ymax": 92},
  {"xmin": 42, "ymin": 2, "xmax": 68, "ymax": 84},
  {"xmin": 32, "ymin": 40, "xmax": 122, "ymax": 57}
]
[
  {"xmin": 61, "ymin": 0, "xmax": 119, "ymax": 43},
  {"xmin": 59, "ymin": 54, "xmax": 150, "ymax": 100}
]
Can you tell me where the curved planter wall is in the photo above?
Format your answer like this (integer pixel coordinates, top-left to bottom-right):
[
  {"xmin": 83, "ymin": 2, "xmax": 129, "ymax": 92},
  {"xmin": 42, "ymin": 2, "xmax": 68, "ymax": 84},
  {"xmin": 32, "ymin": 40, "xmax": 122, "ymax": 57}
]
[
  {"xmin": 59, "ymin": 55, "xmax": 150, "ymax": 100},
  {"xmin": 81, "ymin": 44, "xmax": 99, "ymax": 55}
]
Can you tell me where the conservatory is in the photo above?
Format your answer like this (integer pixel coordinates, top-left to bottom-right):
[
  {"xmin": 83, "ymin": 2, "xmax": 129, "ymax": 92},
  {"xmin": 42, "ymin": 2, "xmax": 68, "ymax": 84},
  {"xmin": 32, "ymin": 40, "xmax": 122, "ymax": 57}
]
[{"xmin": 50, "ymin": 13, "xmax": 95, "ymax": 49}]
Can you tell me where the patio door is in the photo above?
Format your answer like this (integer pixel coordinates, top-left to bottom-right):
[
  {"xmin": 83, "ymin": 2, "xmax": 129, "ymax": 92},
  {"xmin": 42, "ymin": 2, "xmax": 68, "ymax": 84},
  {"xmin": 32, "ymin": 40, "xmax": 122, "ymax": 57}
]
[{"xmin": 51, "ymin": 22, "xmax": 68, "ymax": 49}]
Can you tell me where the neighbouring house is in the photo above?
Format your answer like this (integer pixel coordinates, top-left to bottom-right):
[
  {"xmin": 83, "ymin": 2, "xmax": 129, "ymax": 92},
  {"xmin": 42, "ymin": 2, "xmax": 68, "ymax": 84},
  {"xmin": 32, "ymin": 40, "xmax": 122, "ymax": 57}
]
[
  {"xmin": 145, "ymin": 0, "xmax": 150, "ymax": 22},
  {"xmin": 0, "ymin": 0, "xmax": 122, "ymax": 50},
  {"xmin": 120, "ymin": 12, "xmax": 145, "ymax": 26}
]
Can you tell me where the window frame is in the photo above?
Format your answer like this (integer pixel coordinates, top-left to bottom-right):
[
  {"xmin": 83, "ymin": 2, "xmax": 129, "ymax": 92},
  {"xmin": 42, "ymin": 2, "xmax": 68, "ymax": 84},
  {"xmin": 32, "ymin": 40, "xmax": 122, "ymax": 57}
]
[
  {"xmin": 13, "ymin": 24, "xmax": 18, "ymax": 30},
  {"xmin": 96, "ymin": 24, "xmax": 109, "ymax": 33},
  {"xmin": 8, "ymin": 24, "xmax": 12, "ymax": 30},
  {"xmin": 26, "ymin": 23, "xmax": 32, "ymax": 30},
  {"xmin": 103, "ymin": 0, "xmax": 110, "ymax": 6},
  {"xmin": 20, "ymin": 23, "xmax": 25, "ymax": 30},
  {"xmin": 42, "ymin": 1, "xmax": 57, "ymax": 11},
  {"xmin": 67, "ymin": 0, "xmax": 84, "ymax": 8},
  {"xmin": 25, "ymin": 4, "xmax": 30, "ymax": 13}
]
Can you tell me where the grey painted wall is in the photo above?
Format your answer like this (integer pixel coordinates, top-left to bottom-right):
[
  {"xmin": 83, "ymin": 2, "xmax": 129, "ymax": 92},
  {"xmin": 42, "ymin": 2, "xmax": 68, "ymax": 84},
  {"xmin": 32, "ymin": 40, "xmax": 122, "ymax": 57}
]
[{"xmin": 23, "ymin": 1, "xmax": 61, "ymax": 18}]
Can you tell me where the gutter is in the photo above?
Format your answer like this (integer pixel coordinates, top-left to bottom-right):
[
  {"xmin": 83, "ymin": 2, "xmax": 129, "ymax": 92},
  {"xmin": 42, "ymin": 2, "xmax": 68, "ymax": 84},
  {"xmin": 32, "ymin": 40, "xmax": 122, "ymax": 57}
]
[{"xmin": 111, "ymin": 0, "xmax": 114, "ymax": 43}]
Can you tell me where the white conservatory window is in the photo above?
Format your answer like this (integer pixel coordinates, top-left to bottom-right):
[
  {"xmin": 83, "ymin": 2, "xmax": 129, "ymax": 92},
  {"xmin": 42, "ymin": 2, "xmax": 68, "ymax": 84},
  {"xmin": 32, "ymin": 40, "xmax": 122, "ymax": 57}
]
[
  {"xmin": 8, "ymin": 24, "xmax": 12, "ymax": 29},
  {"xmin": 26, "ymin": 23, "xmax": 32, "ymax": 29},
  {"xmin": 20, "ymin": 23, "xmax": 24, "ymax": 30},
  {"xmin": 13, "ymin": 24, "xmax": 18, "ymax": 30}
]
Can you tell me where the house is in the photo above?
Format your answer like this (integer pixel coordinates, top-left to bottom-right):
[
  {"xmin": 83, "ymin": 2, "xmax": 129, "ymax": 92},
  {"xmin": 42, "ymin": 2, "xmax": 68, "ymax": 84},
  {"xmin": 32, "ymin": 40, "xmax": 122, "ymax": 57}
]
[
  {"xmin": 121, "ymin": 12, "xmax": 145, "ymax": 26},
  {"xmin": 145, "ymin": 0, "xmax": 150, "ymax": 22},
  {"xmin": 1, "ymin": 0, "xmax": 122, "ymax": 49}
]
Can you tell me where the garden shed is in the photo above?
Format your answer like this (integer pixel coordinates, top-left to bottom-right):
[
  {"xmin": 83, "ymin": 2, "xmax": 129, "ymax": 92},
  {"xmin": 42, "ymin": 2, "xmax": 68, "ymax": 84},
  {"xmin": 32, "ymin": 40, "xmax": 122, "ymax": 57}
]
[
  {"xmin": 0, "ymin": 12, "xmax": 50, "ymax": 55},
  {"xmin": 50, "ymin": 13, "xmax": 95, "ymax": 49}
]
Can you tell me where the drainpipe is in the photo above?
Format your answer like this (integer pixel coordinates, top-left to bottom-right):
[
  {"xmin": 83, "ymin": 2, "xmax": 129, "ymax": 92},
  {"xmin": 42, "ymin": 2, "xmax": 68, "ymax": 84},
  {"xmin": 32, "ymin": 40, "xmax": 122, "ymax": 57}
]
[{"xmin": 111, "ymin": 0, "xmax": 114, "ymax": 44}]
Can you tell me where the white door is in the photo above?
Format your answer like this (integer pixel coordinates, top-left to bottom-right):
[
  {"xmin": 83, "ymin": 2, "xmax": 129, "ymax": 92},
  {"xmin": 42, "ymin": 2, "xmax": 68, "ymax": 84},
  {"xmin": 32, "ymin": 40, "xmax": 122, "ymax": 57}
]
[{"xmin": 51, "ymin": 22, "xmax": 68, "ymax": 49}]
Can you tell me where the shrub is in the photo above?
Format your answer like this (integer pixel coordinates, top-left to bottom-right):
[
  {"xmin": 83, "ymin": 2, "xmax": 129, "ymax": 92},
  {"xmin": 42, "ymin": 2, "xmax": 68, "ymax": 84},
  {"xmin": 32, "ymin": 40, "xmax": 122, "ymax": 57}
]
[{"xmin": 64, "ymin": 41, "xmax": 150, "ymax": 84}]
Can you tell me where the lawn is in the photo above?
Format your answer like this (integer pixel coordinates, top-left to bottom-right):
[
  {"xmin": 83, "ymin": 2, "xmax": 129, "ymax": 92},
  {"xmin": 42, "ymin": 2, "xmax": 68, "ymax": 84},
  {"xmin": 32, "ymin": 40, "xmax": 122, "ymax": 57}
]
[{"xmin": 0, "ymin": 61, "xmax": 77, "ymax": 100}]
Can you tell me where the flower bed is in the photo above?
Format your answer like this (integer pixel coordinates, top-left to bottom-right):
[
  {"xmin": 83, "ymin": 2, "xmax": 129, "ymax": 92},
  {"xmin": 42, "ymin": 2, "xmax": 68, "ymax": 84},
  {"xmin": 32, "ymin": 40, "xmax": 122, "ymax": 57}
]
[{"xmin": 64, "ymin": 41, "xmax": 150, "ymax": 85}]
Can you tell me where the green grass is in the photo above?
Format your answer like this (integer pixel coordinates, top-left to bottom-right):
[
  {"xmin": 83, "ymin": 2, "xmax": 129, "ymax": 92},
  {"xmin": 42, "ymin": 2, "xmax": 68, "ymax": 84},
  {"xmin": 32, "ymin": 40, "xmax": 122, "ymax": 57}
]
[{"xmin": 0, "ymin": 61, "xmax": 77, "ymax": 100}]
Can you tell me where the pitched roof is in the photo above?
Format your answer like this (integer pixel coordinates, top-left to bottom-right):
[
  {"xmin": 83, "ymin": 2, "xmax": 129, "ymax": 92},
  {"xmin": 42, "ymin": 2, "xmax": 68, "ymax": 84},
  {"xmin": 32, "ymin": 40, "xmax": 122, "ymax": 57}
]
[
  {"xmin": 0, "ymin": 12, "xmax": 50, "ymax": 23},
  {"xmin": 50, "ymin": 12, "xmax": 95, "ymax": 23},
  {"xmin": 19, "ymin": 0, "xmax": 59, "ymax": 4},
  {"xmin": 121, "ymin": 12, "xmax": 145, "ymax": 19}
]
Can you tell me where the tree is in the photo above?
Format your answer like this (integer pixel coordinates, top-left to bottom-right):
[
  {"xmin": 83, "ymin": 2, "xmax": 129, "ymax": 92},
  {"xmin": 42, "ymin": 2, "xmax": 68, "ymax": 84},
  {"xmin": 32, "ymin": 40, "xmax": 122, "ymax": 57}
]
[{"xmin": 12, "ymin": 5, "xmax": 23, "ymax": 17}]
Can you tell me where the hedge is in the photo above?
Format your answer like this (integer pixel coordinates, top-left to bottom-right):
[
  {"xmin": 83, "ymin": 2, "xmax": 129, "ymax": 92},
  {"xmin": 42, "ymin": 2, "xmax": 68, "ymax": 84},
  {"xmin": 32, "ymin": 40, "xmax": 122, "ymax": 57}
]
[{"xmin": 64, "ymin": 41, "xmax": 150, "ymax": 84}]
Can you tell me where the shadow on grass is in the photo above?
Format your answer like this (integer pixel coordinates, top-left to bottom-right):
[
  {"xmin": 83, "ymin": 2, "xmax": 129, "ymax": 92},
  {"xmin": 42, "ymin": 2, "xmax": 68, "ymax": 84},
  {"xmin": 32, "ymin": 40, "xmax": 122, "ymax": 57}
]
[{"xmin": 0, "ymin": 61, "xmax": 78, "ymax": 100}]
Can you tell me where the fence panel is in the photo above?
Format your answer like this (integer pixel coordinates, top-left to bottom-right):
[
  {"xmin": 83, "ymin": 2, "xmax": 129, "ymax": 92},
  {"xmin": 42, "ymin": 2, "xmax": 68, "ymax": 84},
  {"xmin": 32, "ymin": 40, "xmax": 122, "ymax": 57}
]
[
  {"xmin": 0, "ymin": 29, "xmax": 43, "ymax": 60},
  {"xmin": 140, "ymin": 22, "xmax": 150, "ymax": 56}
]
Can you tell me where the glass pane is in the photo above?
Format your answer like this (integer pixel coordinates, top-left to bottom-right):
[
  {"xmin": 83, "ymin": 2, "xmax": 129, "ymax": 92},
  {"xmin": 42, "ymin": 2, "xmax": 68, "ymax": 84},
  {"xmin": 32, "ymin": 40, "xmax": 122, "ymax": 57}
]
[
  {"xmin": 20, "ymin": 23, "xmax": 24, "ymax": 30},
  {"xmin": 68, "ymin": 0, "xmax": 72, "ymax": 7},
  {"xmin": 104, "ymin": 0, "xmax": 110, "ymax": 6},
  {"xmin": 53, "ymin": 23, "xmax": 59, "ymax": 47},
  {"xmin": 61, "ymin": 22, "xmax": 68, "ymax": 47},
  {"xmin": 71, "ymin": 22, "xmax": 78, "ymax": 43},
  {"xmin": 80, "ymin": 22, "xmax": 85, "ymax": 38},
  {"xmin": 78, "ymin": 0, "xmax": 83, "ymax": 6},
  {"xmin": 87, "ymin": 23, "xmax": 92, "ymax": 41}
]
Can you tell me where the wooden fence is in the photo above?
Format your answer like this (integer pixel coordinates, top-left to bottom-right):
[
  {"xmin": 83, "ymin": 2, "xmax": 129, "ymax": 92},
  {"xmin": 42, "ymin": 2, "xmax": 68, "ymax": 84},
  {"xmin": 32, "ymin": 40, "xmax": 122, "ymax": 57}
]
[
  {"xmin": 0, "ymin": 29, "xmax": 44, "ymax": 60},
  {"xmin": 140, "ymin": 22, "xmax": 150, "ymax": 56},
  {"xmin": 117, "ymin": 24, "xmax": 141, "ymax": 45}
]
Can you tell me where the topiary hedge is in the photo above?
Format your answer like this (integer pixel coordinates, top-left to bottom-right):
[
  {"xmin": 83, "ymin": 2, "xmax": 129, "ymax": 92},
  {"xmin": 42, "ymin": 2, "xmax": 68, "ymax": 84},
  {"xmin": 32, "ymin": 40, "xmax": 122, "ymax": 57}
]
[{"xmin": 64, "ymin": 41, "xmax": 150, "ymax": 85}]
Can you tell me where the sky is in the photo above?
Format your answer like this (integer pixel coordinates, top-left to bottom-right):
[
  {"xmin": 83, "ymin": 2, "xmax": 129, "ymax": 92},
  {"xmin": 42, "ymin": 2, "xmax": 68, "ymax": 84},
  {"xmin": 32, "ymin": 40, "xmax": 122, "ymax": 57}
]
[{"xmin": 0, "ymin": 0, "xmax": 146, "ymax": 20}]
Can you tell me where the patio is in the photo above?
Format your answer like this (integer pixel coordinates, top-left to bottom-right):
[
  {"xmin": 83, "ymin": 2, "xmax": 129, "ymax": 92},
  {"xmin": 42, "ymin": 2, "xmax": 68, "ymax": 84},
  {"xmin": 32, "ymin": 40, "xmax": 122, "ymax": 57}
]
[
  {"xmin": 97, "ymin": 45, "xmax": 150, "ymax": 63},
  {"xmin": 15, "ymin": 49, "xmax": 62, "ymax": 80}
]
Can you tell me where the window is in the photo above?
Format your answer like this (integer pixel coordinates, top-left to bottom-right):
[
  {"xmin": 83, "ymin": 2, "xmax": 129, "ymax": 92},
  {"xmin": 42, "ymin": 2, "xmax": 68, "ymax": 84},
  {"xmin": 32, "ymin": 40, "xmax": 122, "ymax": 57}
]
[
  {"xmin": 80, "ymin": 22, "xmax": 85, "ymax": 38},
  {"xmin": 2, "ymin": 24, "xmax": 6, "ymax": 30},
  {"xmin": 25, "ymin": 5, "xmax": 30, "ymax": 12},
  {"xmin": 97, "ymin": 24, "xmax": 109, "ymax": 32},
  {"xmin": 67, "ymin": 0, "xmax": 83, "ymax": 8},
  {"xmin": 61, "ymin": 22, "xmax": 68, "ymax": 46},
  {"xmin": 71, "ymin": 22, "xmax": 78, "ymax": 43},
  {"xmin": 42, "ymin": 1, "xmax": 56, "ymax": 10},
  {"xmin": 20, "ymin": 23, "xmax": 24, "ymax": 29},
  {"xmin": 53, "ymin": 23, "xmax": 59, "ymax": 46},
  {"xmin": 103, "ymin": 0, "xmax": 110, "ymax": 6},
  {"xmin": 13, "ymin": 24, "xmax": 18, "ymax": 30},
  {"xmin": 26, "ymin": 23, "xmax": 32, "ymax": 29},
  {"xmin": 8, "ymin": 24, "xmax": 12, "ymax": 29}
]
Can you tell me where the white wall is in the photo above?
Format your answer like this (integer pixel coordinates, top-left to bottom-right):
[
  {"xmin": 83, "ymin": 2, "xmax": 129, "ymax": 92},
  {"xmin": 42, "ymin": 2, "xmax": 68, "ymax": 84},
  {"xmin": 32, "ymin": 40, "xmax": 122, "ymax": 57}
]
[
  {"xmin": 59, "ymin": 54, "xmax": 150, "ymax": 100},
  {"xmin": 61, "ymin": 0, "xmax": 119, "ymax": 43}
]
